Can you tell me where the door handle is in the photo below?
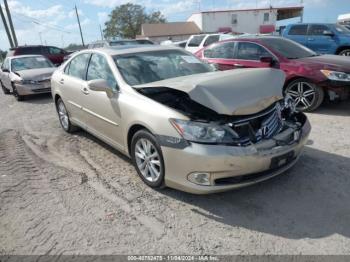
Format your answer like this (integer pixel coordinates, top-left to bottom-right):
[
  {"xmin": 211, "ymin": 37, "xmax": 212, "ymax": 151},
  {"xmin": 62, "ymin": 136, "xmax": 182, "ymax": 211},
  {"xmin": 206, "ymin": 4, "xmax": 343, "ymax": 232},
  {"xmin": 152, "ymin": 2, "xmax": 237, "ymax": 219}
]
[
  {"xmin": 59, "ymin": 79, "xmax": 64, "ymax": 84},
  {"xmin": 234, "ymin": 64, "xmax": 245, "ymax": 68},
  {"xmin": 81, "ymin": 87, "xmax": 89, "ymax": 95}
]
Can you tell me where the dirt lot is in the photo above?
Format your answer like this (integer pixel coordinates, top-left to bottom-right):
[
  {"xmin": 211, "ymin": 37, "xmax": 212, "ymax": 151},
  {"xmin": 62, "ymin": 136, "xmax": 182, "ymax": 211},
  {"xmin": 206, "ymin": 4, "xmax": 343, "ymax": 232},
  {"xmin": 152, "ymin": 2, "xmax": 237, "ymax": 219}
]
[{"xmin": 0, "ymin": 92, "xmax": 350, "ymax": 255}]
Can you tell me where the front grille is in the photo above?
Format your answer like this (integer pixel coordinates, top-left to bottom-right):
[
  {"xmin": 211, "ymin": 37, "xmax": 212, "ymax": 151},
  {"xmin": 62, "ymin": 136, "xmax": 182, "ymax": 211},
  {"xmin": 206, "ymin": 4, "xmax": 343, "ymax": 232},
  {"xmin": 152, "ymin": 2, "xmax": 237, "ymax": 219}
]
[{"xmin": 230, "ymin": 103, "xmax": 283, "ymax": 146}]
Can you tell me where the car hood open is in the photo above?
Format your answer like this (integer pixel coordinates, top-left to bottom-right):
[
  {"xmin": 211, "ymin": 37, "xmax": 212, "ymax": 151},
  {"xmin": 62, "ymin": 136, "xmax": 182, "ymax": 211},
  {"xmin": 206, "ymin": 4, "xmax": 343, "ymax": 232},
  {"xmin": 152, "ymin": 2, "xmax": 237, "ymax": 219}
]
[{"xmin": 134, "ymin": 68, "xmax": 285, "ymax": 115}]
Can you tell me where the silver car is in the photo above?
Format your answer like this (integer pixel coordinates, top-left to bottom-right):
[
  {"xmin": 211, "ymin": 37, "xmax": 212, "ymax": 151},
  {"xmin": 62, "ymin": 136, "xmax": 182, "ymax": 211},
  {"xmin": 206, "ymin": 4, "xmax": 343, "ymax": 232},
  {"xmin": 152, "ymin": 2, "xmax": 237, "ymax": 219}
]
[
  {"xmin": 51, "ymin": 46, "xmax": 311, "ymax": 194},
  {"xmin": 0, "ymin": 55, "xmax": 56, "ymax": 101}
]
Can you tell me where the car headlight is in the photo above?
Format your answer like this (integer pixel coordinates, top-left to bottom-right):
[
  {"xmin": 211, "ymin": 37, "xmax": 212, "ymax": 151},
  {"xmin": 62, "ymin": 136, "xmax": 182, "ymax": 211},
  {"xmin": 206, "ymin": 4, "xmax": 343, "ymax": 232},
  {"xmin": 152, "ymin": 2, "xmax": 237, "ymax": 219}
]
[
  {"xmin": 14, "ymin": 79, "xmax": 39, "ymax": 85},
  {"xmin": 170, "ymin": 119, "xmax": 238, "ymax": 144},
  {"xmin": 320, "ymin": 70, "xmax": 350, "ymax": 82}
]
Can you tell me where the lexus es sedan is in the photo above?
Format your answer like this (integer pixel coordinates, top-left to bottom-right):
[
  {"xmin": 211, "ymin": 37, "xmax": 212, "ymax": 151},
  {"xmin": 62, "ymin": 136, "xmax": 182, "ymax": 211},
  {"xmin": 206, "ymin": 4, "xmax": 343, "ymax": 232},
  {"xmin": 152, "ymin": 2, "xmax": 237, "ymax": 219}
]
[
  {"xmin": 0, "ymin": 55, "xmax": 56, "ymax": 101},
  {"xmin": 51, "ymin": 46, "xmax": 311, "ymax": 194},
  {"xmin": 195, "ymin": 36, "xmax": 350, "ymax": 111}
]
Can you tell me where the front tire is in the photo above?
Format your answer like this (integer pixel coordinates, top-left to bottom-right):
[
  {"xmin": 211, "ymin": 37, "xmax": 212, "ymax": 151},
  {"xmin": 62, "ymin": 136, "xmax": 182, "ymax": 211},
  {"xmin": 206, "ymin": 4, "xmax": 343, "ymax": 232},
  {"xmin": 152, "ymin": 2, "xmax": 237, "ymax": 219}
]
[
  {"xmin": 1, "ymin": 81, "xmax": 10, "ymax": 94},
  {"xmin": 338, "ymin": 49, "xmax": 350, "ymax": 56},
  {"xmin": 12, "ymin": 84, "xmax": 24, "ymax": 101},
  {"xmin": 56, "ymin": 98, "xmax": 78, "ymax": 133},
  {"xmin": 131, "ymin": 130, "xmax": 165, "ymax": 188},
  {"xmin": 285, "ymin": 79, "xmax": 324, "ymax": 111}
]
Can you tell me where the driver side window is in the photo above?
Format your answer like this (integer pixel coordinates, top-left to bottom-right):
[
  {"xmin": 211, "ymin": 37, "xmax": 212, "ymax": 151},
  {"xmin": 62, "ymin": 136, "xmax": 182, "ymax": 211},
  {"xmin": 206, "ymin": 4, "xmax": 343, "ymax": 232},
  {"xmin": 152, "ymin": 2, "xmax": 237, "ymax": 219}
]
[{"xmin": 87, "ymin": 53, "xmax": 118, "ymax": 91}]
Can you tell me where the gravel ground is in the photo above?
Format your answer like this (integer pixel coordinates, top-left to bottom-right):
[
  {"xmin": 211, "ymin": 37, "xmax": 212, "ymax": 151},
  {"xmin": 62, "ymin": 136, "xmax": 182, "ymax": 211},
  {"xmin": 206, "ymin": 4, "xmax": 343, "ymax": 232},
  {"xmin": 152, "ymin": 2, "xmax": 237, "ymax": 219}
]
[{"xmin": 0, "ymin": 92, "xmax": 350, "ymax": 255}]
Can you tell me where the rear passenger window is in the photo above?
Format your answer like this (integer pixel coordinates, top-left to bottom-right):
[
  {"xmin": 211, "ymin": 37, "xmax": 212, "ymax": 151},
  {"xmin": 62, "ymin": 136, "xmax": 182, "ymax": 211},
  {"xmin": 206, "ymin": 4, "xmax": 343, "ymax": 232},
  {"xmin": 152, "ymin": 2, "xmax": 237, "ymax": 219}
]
[
  {"xmin": 288, "ymin": 25, "xmax": 308, "ymax": 35},
  {"xmin": 17, "ymin": 47, "xmax": 42, "ymax": 55},
  {"xmin": 236, "ymin": 42, "xmax": 271, "ymax": 60},
  {"xmin": 308, "ymin": 25, "xmax": 330, "ymax": 35},
  {"xmin": 66, "ymin": 53, "xmax": 91, "ymax": 80},
  {"xmin": 204, "ymin": 42, "xmax": 235, "ymax": 59},
  {"xmin": 188, "ymin": 35, "xmax": 205, "ymax": 47},
  {"xmin": 87, "ymin": 53, "xmax": 118, "ymax": 91}
]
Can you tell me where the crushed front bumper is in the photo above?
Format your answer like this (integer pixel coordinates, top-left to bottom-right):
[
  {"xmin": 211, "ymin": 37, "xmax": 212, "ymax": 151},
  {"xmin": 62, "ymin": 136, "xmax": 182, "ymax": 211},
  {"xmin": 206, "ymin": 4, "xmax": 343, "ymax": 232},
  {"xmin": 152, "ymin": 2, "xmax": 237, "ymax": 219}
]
[
  {"xmin": 162, "ymin": 114, "xmax": 311, "ymax": 194},
  {"xmin": 15, "ymin": 81, "xmax": 51, "ymax": 96}
]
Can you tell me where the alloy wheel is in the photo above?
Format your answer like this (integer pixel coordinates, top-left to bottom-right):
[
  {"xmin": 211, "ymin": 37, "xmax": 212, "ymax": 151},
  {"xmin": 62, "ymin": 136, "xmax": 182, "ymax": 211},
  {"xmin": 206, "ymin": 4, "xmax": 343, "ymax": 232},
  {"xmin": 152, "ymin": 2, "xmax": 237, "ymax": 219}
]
[
  {"xmin": 286, "ymin": 81, "xmax": 316, "ymax": 111},
  {"xmin": 57, "ymin": 100, "xmax": 69, "ymax": 130},
  {"xmin": 134, "ymin": 138, "xmax": 162, "ymax": 182},
  {"xmin": 339, "ymin": 50, "xmax": 350, "ymax": 56}
]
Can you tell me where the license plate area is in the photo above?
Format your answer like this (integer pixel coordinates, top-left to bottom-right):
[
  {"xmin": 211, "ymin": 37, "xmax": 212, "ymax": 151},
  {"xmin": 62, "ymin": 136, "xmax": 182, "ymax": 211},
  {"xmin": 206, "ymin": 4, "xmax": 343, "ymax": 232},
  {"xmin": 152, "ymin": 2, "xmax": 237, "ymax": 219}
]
[{"xmin": 270, "ymin": 151, "xmax": 295, "ymax": 169}]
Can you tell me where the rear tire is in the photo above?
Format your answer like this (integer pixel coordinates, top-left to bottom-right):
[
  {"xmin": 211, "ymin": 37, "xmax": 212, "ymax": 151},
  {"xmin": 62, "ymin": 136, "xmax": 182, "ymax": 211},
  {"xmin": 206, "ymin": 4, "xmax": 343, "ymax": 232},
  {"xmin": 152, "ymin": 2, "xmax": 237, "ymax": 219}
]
[
  {"xmin": 131, "ymin": 130, "xmax": 165, "ymax": 189},
  {"xmin": 338, "ymin": 49, "xmax": 350, "ymax": 56},
  {"xmin": 56, "ymin": 98, "xmax": 79, "ymax": 133},
  {"xmin": 284, "ymin": 78, "xmax": 324, "ymax": 112},
  {"xmin": 1, "ymin": 81, "xmax": 10, "ymax": 94}
]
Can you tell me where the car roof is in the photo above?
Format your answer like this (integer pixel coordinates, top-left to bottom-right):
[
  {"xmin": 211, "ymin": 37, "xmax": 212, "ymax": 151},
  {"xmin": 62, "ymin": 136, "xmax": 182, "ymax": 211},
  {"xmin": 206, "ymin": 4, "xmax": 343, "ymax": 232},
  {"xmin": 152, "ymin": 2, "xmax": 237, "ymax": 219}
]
[
  {"xmin": 88, "ymin": 45, "xmax": 183, "ymax": 56},
  {"xmin": 9, "ymin": 54, "xmax": 45, "ymax": 59}
]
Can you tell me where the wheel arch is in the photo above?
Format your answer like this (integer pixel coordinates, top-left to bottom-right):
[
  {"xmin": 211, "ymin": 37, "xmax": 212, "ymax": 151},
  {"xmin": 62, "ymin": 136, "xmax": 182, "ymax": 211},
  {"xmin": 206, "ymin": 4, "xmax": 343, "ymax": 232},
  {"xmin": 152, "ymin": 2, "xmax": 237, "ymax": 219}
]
[{"xmin": 127, "ymin": 124, "xmax": 153, "ymax": 156}]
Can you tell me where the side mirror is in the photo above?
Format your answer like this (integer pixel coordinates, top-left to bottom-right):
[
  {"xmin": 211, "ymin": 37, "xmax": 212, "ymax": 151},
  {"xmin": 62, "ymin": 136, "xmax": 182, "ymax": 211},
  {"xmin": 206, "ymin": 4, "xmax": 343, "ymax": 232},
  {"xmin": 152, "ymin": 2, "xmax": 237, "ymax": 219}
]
[
  {"xmin": 260, "ymin": 56, "xmax": 279, "ymax": 68},
  {"xmin": 323, "ymin": 30, "xmax": 334, "ymax": 37},
  {"xmin": 88, "ymin": 79, "xmax": 114, "ymax": 98}
]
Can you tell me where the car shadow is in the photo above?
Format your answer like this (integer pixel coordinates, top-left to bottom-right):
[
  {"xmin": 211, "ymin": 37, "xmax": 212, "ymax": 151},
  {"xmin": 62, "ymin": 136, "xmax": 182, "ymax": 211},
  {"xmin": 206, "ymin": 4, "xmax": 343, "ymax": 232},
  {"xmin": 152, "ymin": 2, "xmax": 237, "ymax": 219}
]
[
  {"xmin": 22, "ymin": 93, "xmax": 53, "ymax": 105},
  {"xmin": 161, "ymin": 146, "xmax": 350, "ymax": 239},
  {"xmin": 310, "ymin": 101, "xmax": 350, "ymax": 117}
]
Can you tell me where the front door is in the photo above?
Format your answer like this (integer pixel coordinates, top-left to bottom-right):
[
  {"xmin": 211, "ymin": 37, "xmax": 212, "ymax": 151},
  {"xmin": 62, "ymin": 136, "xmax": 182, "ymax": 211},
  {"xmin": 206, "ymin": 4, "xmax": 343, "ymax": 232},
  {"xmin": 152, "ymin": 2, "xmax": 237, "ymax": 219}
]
[{"xmin": 83, "ymin": 53, "xmax": 124, "ymax": 150}]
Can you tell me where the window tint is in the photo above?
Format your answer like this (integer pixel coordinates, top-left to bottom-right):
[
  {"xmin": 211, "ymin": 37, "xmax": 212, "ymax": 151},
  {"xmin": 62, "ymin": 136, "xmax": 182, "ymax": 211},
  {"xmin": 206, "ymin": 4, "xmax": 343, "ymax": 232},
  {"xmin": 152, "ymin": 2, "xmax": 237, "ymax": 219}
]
[
  {"xmin": 204, "ymin": 42, "xmax": 235, "ymax": 59},
  {"xmin": 67, "ymin": 53, "xmax": 90, "ymax": 80},
  {"xmin": 308, "ymin": 24, "xmax": 330, "ymax": 35},
  {"xmin": 288, "ymin": 25, "xmax": 308, "ymax": 35},
  {"xmin": 49, "ymin": 47, "xmax": 63, "ymax": 54},
  {"xmin": 203, "ymin": 35, "xmax": 220, "ymax": 47},
  {"xmin": 17, "ymin": 47, "xmax": 42, "ymax": 55},
  {"xmin": 236, "ymin": 42, "xmax": 271, "ymax": 60},
  {"xmin": 188, "ymin": 35, "xmax": 205, "ymax": 47},
  {"xmin": 87, "ymin": 53, "xmax": 118, "ymax": 91}
]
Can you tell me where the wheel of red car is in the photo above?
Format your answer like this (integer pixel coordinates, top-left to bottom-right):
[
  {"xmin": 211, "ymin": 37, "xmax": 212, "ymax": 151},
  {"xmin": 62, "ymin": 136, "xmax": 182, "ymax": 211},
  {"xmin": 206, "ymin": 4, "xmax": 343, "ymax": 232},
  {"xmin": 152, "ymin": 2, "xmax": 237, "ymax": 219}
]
[
  {"xmin": 285, "ymin": 79, "xmax": 324, "ymax": 112},
  {"xmin": 338, "ymin": 49, "xmax": 350, "ymax": 56}
]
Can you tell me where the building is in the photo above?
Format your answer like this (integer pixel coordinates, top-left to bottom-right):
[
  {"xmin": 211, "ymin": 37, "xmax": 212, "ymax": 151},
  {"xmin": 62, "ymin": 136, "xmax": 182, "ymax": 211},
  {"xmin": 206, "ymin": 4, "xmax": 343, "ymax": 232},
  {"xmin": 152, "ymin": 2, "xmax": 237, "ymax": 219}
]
[
  {"xmin": 187, "ymin": 6, "xmax": 304, "ymax": 34},
  {"xmin": 138, "ymin": 22, "xmax": 201, "ymax": 43},
  {"xmin": 338, "ymin": 13, "xmax": 350, "ymax": 25}
]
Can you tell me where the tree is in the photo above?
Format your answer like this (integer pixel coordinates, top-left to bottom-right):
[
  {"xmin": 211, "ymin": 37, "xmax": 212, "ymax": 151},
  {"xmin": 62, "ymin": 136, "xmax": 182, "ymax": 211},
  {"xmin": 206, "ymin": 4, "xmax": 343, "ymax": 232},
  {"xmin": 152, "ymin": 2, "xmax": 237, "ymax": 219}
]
[{"xmin": 104, "ymin": 3, "xmax": 166, "ymax": 39}]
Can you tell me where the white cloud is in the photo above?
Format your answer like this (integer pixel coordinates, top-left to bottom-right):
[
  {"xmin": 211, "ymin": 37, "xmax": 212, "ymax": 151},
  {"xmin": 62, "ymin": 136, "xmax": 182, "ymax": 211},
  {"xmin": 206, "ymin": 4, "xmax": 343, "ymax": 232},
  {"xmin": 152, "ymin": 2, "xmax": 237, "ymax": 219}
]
[{"xmin": 98, "ymin": 12, "xmax": 109, "ymax": 24}]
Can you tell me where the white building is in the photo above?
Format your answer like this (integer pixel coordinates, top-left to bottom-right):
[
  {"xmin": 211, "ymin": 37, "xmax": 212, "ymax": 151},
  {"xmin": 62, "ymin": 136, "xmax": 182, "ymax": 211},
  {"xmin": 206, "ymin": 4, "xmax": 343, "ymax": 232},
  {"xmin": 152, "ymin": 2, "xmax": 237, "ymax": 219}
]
[
  {"xmin": 187, "ymin": 6, "xmax": 304, "ymax": 34},
  {"xmin": 338, "ymin": 13, "xmax": 350, "ymax": 25}
]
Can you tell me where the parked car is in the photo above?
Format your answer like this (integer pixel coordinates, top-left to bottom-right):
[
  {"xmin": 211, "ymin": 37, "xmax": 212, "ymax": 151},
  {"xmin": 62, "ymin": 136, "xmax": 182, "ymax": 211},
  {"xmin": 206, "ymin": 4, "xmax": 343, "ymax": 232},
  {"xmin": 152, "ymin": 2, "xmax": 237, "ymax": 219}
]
[
  {"xmin": 0, "ymin": 55, "xmax": 56, "ymax": 100},
  {"xmin": 195, "ymin": 36, "xmax": 350, "ymax": 111},
  {"xmin": 282, "ymin": 23, "xmax": 350, "ymax": 56},
  {"xmin": 7, "ymin": 45, "xmax": 69, "ymax": 65},
  {"xmin": 51, "ymin": 46, "xmax": 310, "ymax": 194},
  {"xmin": 185, "ymin": 33, "xmax": 234, "ymax": 53},
  {"xmin": 88, "ymin": 39, "xmax": 154, "ymax": 49}
]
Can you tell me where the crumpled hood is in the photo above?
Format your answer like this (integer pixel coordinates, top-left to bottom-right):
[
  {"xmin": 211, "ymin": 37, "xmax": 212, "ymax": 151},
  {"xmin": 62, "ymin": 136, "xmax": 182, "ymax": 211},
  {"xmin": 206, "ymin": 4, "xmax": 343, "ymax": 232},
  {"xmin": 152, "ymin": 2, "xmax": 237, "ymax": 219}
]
[
  {"xmin": 14, "ymin": 67, "xmax": 56, "ymax": 81},
  {"xmin": 134, "ymin": 68, "xmax": 285, "ymax": 115}
]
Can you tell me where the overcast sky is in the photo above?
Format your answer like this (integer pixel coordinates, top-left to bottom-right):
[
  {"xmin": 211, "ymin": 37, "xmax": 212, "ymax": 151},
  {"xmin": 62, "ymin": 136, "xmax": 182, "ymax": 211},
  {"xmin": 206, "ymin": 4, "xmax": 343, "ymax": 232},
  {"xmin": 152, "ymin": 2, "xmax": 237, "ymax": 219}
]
[{"xmin": 0, "ymin": 0, "xmax": 348, "ymax": 50}]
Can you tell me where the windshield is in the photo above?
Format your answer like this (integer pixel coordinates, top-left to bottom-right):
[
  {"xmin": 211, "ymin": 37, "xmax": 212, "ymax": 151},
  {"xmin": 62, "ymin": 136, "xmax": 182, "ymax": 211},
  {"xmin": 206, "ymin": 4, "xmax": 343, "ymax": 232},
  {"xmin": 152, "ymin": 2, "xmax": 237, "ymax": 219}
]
[
  {"xmin": 260, "ymin": 38, "xmax": 317, "ymax": 59},
  {"xmin": 333, "ymin": 24, "xmax": 350, "ymax": 34},
  {"xmin": 113, "ymin": 50, "xmax": 213, "ymax": 85},
  {"xmin": 11, "ymin": 56, "xmax": 53, "ymax": 71}
]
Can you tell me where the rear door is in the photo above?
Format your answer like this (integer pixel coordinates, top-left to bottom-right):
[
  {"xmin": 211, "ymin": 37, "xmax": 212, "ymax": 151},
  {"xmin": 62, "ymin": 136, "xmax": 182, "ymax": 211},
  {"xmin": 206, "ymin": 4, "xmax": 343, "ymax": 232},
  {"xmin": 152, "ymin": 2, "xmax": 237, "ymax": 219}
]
[
  {"xmin": 0, "ymin": 58, "xmax": 11, "ymax": 90},
  {"xmin": 233, "ymin": 42, "xmax": 273, "ymax": 68},
  {"xmin": 306, "ymin": 24, "xmax": 338, "ymax": 54},
  {"xmin": 84, "ymin": 53, "xmax": 124, "ymax": 149},
  {"xmin": 202, "ymin": 41, "xmax": 236, "ymax": 70},
  {"xmin": 59, "ymin": 53, "xmax": 91, "ymax": 127},
  {"xmin": 284, "ymin": 24, "xmax": 309, "ymax": 47}
]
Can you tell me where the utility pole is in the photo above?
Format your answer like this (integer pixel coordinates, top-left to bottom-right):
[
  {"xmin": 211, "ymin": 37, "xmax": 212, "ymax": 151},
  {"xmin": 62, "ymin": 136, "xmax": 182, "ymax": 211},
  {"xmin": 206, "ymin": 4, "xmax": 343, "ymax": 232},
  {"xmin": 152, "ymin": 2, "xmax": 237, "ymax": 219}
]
[
  {"xmin": 75, "ymin": 5, "xmax": 85, "ymax": 47},
  {"xmin": 4, "ymin": 0, "xmax": 18, "ymax": 47},
  {"xmin": 99, "ymin": 24, "xmax": 104, "ymax": 40},
  {"xmin": 300, "ymin": 0, "xmax": 304, "ymax": 23},
  {"xmin": 0, "ymin": 5, "xmax": 13, "ymax": 48}
]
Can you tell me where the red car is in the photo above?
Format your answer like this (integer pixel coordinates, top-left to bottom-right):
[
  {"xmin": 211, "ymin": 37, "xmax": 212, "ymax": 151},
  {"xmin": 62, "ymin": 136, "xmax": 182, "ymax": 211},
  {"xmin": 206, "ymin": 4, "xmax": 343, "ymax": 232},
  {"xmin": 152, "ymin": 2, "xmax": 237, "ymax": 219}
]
[
  {"xmin": 195, "ymin": 37, "xmax": 350, "ymax": 111},
  {"xmin": 7, "ymin": 45, "xmax": 70, "ymax": 66}
]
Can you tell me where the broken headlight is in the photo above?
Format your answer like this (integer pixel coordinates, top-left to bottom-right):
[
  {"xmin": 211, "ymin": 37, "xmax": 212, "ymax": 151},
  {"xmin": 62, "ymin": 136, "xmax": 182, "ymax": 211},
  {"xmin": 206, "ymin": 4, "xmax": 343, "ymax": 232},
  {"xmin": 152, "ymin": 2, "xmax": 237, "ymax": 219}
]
[{"xmin": 170, "ymin": 119, "xmax": 238, "ymax": 144}]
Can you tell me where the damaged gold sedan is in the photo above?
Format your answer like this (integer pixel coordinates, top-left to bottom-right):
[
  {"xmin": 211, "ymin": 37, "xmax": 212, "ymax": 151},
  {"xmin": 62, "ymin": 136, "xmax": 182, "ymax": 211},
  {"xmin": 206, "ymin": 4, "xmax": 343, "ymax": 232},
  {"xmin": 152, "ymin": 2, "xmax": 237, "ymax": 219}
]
[{"xmin": 51, "ymin": 46, "xmax": 311, "ymax": 194}]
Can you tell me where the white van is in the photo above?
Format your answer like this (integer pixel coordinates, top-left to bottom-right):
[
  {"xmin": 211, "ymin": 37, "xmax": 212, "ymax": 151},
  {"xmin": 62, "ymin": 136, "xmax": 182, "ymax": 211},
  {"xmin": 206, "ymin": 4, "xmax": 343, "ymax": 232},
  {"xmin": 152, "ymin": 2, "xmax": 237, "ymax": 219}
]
[{"xmin": 185, "ymin": 34, "xmax": 234, "ymax": 53}]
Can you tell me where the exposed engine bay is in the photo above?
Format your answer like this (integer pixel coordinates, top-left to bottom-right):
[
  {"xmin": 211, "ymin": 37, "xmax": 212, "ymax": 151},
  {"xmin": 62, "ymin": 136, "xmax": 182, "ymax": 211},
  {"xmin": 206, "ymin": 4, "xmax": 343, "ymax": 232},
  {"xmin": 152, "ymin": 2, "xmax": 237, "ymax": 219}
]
[{"xmin": 138, "ymin": 87, "xmax": 306, "ymax": 147}]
